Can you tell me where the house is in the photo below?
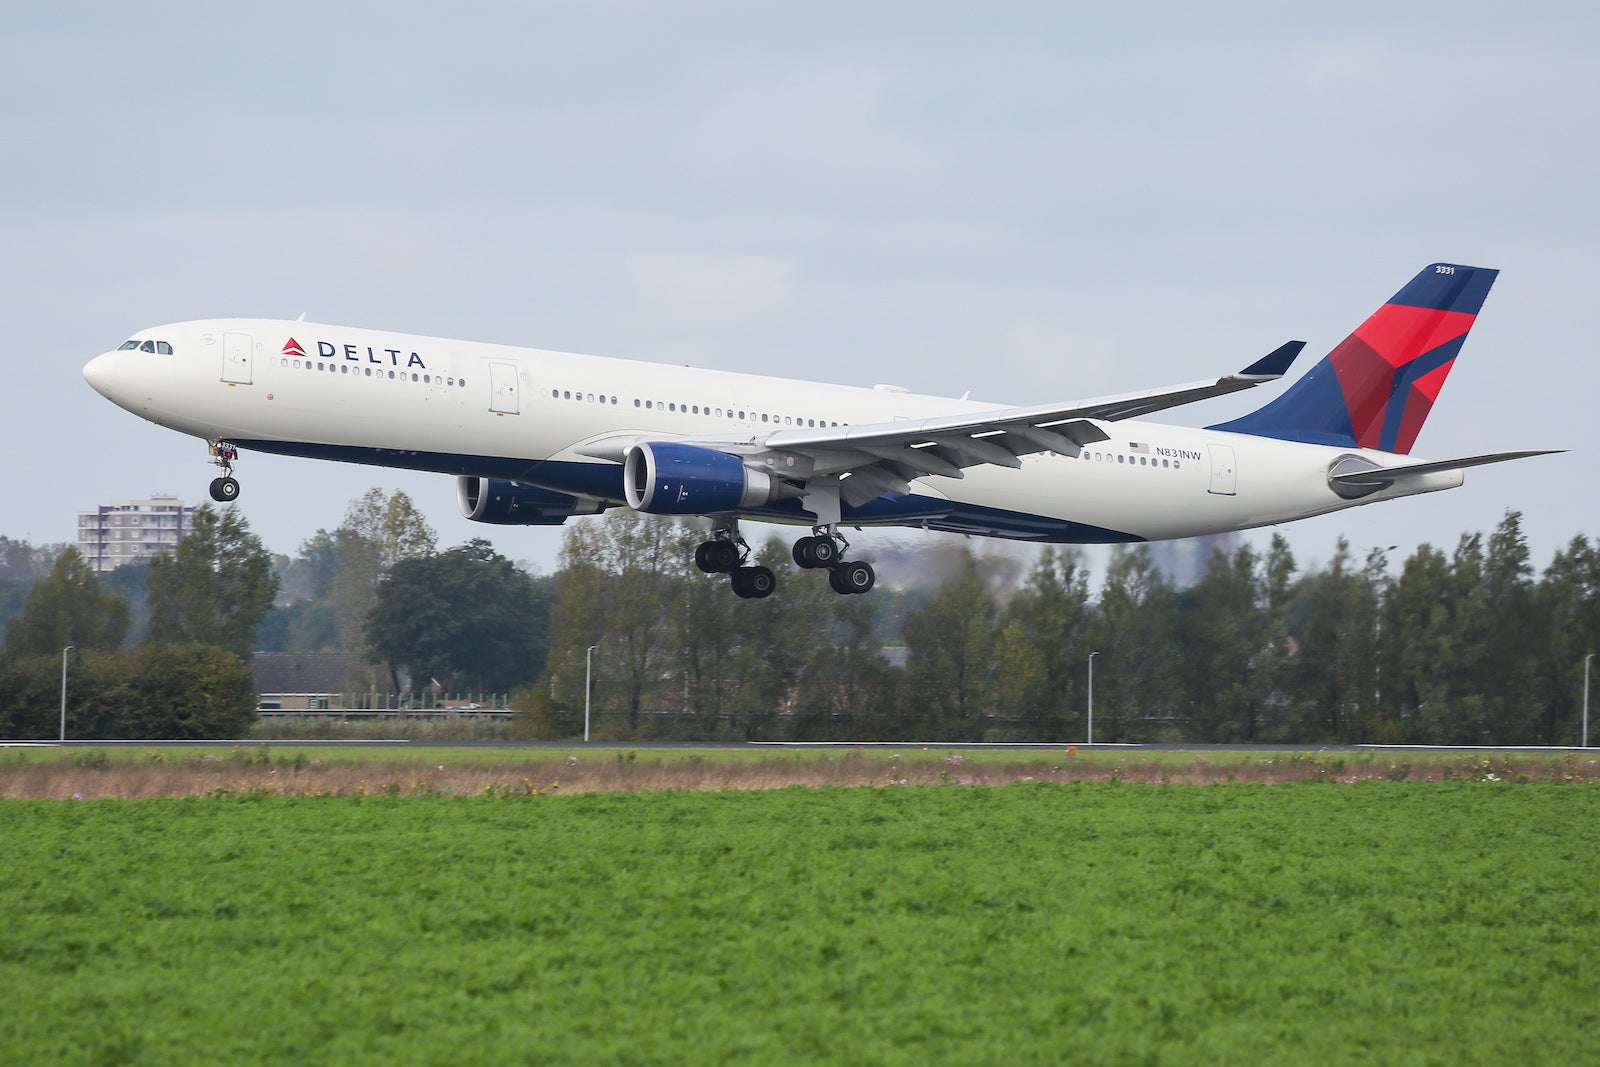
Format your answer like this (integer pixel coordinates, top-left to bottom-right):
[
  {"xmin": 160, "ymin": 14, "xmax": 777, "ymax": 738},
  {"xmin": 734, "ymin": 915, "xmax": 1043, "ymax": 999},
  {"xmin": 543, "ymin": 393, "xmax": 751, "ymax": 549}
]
[{"xmin": 251, "ymin": 652, "xmax": 395, "ymax": 711}]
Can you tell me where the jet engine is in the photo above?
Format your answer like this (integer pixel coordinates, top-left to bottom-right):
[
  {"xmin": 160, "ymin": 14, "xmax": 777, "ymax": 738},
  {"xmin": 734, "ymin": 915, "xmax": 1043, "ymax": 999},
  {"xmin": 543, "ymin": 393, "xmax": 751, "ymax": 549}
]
[
  {"xmin": 623, "ymin": 442, "xmax": 795, "ymax": 515},
  {"xmin": 456, "ymin": 477, "xmax": 606, "ymax": 525}
]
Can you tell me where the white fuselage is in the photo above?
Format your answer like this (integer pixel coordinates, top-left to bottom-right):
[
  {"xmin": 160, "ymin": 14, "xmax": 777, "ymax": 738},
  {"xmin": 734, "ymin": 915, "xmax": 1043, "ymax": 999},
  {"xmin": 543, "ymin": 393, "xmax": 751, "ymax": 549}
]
[{"xmin": 82, "ymin": 318, "xmax": 1463, "ymax": 543}]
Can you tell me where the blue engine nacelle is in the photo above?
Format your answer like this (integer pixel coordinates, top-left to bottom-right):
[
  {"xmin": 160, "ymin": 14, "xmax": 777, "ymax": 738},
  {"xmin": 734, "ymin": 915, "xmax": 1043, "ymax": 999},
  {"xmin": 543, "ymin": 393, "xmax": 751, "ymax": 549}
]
[
  {"xmin": 623, "ymin": 442, "xmax": 780, "ymax": 515},
  {"xmin": 456, "ymin": 477, "xmax": 606, "ymax": 525}
]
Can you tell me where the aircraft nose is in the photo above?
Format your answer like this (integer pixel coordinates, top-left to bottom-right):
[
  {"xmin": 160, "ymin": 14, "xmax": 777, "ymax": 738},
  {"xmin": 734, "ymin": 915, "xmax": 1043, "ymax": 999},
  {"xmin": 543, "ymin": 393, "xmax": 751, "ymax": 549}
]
[{"xmin": 82, "ymin": 351, "xmax": 118, "ymax": 397}]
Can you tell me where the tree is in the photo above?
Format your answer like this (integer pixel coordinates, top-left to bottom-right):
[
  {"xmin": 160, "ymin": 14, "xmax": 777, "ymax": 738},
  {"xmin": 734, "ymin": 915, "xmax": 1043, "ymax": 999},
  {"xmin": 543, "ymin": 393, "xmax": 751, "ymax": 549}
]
[
  {"xmin": 543, "ymin": 511, "xmax": 696, "ymax": 735},
  {"xmin": 902, "ymin": 548, "xmax": 998, "ymax": 739},
  {"xmin": 1174, "ymin": 544, "xmax": 1285, "ymax": 742},
  {"xmin": 1092, "ymin": 545, "xmax": 1180, "ymax": 741},
  {"xmin": 326, "ymin": 489, "xmax": 438, "ymax": 650},
  {"xmin": 1285, "ymin": 537, "xmax": 1380, "ymax": 742},
  {"xmin": 1538, "ymin": 535, "xmax": 1600, "ymax": 744},
  {"xmin": 146, "ymin": 505, "xmax": 279, "ymax": 657},
  {"xmin": 2, "ymin": 547, "xmax": 129, "ymax": 659},
  {"xmin": 366, "ymin": 538, "xmax": 550, "ymax": 693},
  {"xmin": 993, "ymin": 548, "xmax": 1092, "ymax": 740}
]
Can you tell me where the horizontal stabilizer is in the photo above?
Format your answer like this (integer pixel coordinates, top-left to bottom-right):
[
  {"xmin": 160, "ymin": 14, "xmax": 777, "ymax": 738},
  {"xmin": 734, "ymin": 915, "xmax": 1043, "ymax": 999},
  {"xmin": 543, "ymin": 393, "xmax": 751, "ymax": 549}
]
[{"xmin": 1329, "ymin": 450, "xmax": 1562, "ymax": 494}]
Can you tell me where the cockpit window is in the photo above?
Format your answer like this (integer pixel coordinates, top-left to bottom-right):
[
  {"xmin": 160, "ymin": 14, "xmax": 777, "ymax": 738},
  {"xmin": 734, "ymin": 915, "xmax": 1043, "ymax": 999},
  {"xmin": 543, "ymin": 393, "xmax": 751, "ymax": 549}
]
[{"xmin": 120, "ymin": 339, "xmax": 174, "ymax": 354}]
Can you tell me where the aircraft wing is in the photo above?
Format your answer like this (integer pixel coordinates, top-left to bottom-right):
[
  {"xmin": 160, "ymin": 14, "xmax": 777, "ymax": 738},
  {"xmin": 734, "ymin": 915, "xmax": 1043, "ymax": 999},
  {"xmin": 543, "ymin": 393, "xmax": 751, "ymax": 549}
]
[
  {"xmin": 747, "ymin": 341, "xmax": 1305, "ymax": 506},
  {"xmin": 575, "ymin": 341, "xmax": 1303, "ymax": 511}
]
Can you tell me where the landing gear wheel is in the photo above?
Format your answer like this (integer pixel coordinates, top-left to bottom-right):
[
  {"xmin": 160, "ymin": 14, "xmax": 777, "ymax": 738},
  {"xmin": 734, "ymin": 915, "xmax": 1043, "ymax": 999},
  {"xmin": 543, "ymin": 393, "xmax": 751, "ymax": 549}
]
[
  {"xmin": 209, "ymin": 476, "xmax": 240, "ymax": 502},
  {"xmin": 829, "ymin": 560, "xmax": 875, "ymax": 595},
  {"xmin": 697, "ymin": 539, "xmax": 741, "ymax": 574},
  {"xmin": 793, "ymin": 533, "xmax": 841, "ymax": 570},
  {"xmin": 731, "ymin": 565, "xmax": 776, "ymax": 600}
]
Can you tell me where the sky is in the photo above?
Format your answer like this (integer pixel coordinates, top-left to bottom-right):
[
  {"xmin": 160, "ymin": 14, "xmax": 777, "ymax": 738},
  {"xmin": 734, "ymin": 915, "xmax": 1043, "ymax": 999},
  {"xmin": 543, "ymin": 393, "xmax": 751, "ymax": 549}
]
[{"xmin": 5, "ymin": 2, "xmax": 1595, "ymax": 582}]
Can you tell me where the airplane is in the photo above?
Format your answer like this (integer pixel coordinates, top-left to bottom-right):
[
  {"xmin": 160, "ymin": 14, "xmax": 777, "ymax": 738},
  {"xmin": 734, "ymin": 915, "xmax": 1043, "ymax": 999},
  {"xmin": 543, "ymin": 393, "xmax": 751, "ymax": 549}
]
[{"xmin": 83, "ymin": 262, "xmax": 1554, "ymax": 599}]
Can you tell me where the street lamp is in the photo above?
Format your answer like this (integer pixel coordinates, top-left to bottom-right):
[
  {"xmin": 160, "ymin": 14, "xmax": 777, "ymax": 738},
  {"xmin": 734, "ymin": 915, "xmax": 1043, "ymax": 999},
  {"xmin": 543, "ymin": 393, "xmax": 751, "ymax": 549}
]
[
  {"xmin": 584, "ymin": 645, "xmax": 598, "ymax": 743},
  {"xmin": 60, "ymin": 646, "xmax": 74, "ymax": 742},
  {"xmin": 1584, "ymin": 653, "xmax": 1595, "ymax": 750},
  {"xmin": 1087, "ymin": 651, "xmax": 1100, "ymax": 745}
]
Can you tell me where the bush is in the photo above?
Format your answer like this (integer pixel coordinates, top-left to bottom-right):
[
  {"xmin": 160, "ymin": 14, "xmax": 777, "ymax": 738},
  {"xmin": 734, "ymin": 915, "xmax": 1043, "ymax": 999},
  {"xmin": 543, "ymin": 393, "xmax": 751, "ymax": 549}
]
[{"xmin": 0, "ymin": 644, "xmax": 256, "ymax": 740}]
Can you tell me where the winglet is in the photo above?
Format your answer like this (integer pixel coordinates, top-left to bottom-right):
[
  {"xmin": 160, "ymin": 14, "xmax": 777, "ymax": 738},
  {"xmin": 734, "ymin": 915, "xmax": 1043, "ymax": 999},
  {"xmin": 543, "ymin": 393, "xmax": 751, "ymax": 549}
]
[{"xmin": 1237, "ymin": 340, "xmax": 1304, "ymax": 380}]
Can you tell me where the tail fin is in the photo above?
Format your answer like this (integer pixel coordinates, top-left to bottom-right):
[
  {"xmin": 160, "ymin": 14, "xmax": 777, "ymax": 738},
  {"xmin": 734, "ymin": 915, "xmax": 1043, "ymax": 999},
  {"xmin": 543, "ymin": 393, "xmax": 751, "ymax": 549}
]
[{"xmin": 1209, "ymin": 263, "xmax": 1498, "ymax": 454}]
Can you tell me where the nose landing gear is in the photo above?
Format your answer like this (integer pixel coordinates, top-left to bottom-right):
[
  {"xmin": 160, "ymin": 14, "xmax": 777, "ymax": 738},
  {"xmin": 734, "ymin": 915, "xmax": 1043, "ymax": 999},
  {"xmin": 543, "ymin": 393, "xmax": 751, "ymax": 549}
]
[{"xmin": 208, "ymin": 441, "xmax": 241, "ymax": 502}]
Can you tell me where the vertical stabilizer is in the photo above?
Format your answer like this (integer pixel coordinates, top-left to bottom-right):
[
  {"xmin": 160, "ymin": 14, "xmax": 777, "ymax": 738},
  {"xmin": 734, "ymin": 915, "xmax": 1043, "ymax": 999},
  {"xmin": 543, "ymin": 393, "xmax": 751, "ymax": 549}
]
[{"xmin": 1209, "ymin": 263, "xmax": 1497, "ymax": 454}]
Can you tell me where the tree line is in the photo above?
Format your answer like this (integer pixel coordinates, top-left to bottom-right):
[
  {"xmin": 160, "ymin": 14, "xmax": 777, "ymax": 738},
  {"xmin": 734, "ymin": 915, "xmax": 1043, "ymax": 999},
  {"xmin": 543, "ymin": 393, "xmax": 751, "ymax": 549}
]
[
  {"xmin": 531, "ymin": 509, "xmax": 1600, "ymax": 746},
  {"xmin": 1, "ymin": 492, "xmax": 1595, "ymax": 744}
]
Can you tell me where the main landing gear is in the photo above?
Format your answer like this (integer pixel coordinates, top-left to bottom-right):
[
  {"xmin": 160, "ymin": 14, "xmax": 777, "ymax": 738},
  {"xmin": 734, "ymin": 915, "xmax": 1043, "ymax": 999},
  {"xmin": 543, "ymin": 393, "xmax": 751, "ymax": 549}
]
[
  {"xmin": 695, "ymin": 522, "xmax": 876, "ymax": 599},
  {"xmin": 793, "ymin": 527, "xmax": 876, "ymax": 596},
  {"xmin": 208, "ymin": 441, "xmax": 241, "ymax": 502},
  {"xmin": 694, "ymin": 524, "xmax": 776, "ymax": 600}
]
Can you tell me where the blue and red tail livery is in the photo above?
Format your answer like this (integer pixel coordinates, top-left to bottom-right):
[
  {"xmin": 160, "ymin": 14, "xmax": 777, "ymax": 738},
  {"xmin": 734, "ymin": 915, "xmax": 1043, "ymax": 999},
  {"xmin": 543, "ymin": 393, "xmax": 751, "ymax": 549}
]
[{"xmin": 1211, "ymin": 263, "xmax": 1498, "ymax": 453}]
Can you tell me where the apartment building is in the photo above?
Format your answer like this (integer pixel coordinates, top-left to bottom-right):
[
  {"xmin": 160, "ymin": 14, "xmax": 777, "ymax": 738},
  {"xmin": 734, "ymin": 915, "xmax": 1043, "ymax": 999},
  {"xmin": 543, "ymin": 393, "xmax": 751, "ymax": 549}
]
[{"xmin": 78, "ymin": 495, "xmax": 195, "ymax": 573}]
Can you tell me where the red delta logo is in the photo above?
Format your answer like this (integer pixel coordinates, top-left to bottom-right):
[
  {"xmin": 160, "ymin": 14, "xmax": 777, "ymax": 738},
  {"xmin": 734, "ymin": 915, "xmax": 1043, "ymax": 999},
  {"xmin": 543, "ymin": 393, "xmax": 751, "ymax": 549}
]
[{"xmin": 280, "ymin": 335, "xmax": 429, "ymax": 369}]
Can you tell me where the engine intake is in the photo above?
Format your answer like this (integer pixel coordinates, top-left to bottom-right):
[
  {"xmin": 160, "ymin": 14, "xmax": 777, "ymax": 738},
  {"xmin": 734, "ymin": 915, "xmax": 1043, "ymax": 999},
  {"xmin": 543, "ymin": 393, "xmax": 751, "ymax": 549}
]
[
  {"xmin": 623, "ymin": 442, "xmax": 786, "ymax": 515},
  {"xmin": 457, "ymin": 477, "xmax": 605, "ymax": 525}
]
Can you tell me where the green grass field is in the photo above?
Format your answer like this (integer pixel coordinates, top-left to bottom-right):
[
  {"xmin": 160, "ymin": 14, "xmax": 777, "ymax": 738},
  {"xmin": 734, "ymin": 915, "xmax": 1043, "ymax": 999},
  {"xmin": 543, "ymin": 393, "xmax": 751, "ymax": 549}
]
[{"xmin": 4, "ymin": 784, "xmax": 1599, "ymax": 1064}]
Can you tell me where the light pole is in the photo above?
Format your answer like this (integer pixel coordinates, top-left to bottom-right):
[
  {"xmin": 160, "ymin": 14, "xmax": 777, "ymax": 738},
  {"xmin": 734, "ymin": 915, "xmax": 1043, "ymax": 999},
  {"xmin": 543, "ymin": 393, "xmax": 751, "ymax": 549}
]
[
  {"xmin": 60, "ymin": 646, "xmax": 74, "ymax": 742},
  {"xmin": 584, "ymin": 645, "xmax": 598, "ymax": 743},
  {"xmin": 1087, "ymin": 651, "xmax": 1100, "ymax": 745},
  {"xmin": 1584, "ymin": 653, "xmax": 1595, "ymax": 749}
]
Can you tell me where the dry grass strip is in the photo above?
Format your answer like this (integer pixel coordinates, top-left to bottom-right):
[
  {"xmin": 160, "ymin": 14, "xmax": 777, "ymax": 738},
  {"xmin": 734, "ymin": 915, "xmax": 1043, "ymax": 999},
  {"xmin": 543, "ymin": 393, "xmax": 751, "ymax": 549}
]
[{"xmin": 4, "ymin": 749, "xmax": 1599, "ymax": 799}]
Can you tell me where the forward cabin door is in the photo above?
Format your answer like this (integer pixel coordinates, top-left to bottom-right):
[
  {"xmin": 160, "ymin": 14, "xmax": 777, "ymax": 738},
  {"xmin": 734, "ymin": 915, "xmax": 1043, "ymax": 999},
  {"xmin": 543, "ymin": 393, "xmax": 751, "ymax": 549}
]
[
  {"xmin": 1207, "ymin": 444, "xmax": 1237, "ymax": 495},
  {"xmin": 489, "ymin": 362, "xmax": 520, "ymax": 414},
  {"xmin": 223, "ymin": 332, "xmax": 253, "ymax": 385}
]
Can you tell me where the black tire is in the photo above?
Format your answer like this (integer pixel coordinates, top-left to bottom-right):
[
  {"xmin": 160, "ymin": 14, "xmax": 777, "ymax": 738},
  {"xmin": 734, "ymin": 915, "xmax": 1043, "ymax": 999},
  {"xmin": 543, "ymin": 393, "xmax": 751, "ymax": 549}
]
[
  {"xmin": 210, "ymin": 477, "xmax": 240, "ymax": 502},
  {"xmin": 828, "ymin": 567, "xmax": 851, "ymax": 595},
  {"xmin": 695, "ymin": 541, "xmax": 719, "ymax": 573},
  {"xmin": 732, "ymin": 566, "xmax": 776, "ymax": 599},
  {"xmin": 709, "ymin": 540, "xmax": 741, "ymax": 573},
  {"xmin": 835, "ymin": 560, "xmax": 875, "ymax": 594},
  {"xmin": 792, "ymin": 536, "xmax": 818, "ymax": 569},
  {"xmin": 809, "ymin": 536, "xmax": 838, "ymax": 567}
]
